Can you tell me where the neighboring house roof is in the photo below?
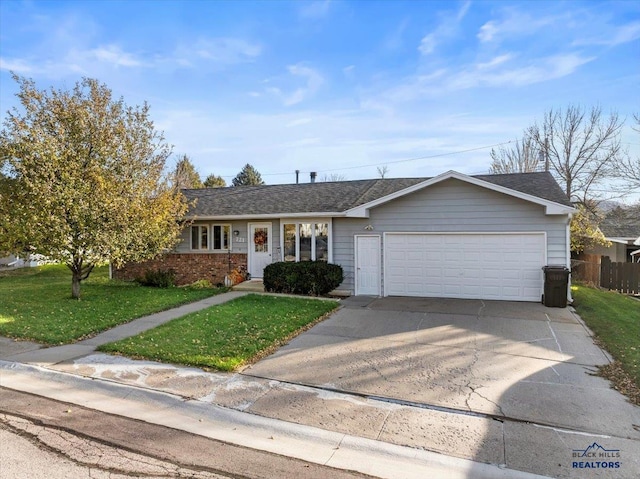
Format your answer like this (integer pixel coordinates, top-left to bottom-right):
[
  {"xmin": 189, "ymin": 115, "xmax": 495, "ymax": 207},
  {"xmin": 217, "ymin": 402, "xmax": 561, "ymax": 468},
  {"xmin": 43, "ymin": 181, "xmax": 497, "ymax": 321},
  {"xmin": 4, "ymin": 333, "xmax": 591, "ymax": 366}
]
[
  {"xmin": 183, "ymin": 170, "xmax": 573, "ymax": 219},
  {"xmin": 598, "ymin": 207, "xmax": 640, "ymax": 239}
]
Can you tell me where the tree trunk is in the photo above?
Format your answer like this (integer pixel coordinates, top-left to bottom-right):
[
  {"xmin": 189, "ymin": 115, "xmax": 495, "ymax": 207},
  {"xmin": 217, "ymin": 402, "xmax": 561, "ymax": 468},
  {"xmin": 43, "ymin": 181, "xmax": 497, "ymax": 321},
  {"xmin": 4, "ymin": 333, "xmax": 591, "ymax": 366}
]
[
  {"xmin": 68, "ymin": 259, "xmax": 94, "ymax": 300},
  {"xmin": 71, "ymin": 271, "xmax": 81, "ymax": 299}
]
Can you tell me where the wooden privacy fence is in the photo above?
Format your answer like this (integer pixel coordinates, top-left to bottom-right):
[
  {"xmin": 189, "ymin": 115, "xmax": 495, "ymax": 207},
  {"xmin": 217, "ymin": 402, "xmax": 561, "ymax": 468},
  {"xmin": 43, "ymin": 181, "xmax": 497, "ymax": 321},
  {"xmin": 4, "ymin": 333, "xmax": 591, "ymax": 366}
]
[
  {"xmin": 571, "ymin": 254, "xmax": 601, "ymax": 285},
  {"xmin": 600, "ymin": 256, "xmax": 640, "ymax": 294}
]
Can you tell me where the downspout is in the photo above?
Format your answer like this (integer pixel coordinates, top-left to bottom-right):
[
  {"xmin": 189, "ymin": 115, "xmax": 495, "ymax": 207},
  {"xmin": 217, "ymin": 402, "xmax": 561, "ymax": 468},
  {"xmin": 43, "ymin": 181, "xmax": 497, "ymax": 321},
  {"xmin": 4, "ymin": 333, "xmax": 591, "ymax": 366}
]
[{"xmin": 567, "ymin": 214, "xmax": 573, "ymax": 304}]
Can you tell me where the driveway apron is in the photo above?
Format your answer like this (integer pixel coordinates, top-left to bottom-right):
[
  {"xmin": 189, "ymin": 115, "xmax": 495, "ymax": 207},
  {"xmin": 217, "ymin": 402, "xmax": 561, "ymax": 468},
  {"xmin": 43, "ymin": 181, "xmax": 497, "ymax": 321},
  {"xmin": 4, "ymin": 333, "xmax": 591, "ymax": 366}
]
[{"xmin": 245, "ymin": 296, "xmax": 640, "ymax": 440}]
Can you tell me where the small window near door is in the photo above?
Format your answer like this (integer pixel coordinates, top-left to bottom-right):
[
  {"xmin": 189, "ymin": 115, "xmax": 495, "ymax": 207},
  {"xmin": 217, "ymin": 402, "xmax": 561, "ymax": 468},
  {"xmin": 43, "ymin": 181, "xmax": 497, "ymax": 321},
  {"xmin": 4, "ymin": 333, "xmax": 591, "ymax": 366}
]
[
  {"xmin": 315, "ymin": 223, "xmax": 328, "ymax": 261},
  {"xmin": 299, "ymin": 223, "xmax": 312, "ymax": 261},
  {"xmin": 212, "ymin": 224, "xmax": 231, "ymax": 251},
  {"xmin": 191, "ymin": 225, "xmax": 208, "ymax": 250},
  {"xmin": 284, "ymin": 224, "xmax": 296, "ymax": 261}
]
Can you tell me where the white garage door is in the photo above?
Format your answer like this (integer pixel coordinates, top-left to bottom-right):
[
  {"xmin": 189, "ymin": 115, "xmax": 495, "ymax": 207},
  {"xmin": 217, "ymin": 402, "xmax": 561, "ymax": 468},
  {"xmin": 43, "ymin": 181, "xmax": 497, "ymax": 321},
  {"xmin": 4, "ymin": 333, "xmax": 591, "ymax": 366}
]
[{"xmin": 384, "ymin": 233, "xmax": 546, "ymax": 301}]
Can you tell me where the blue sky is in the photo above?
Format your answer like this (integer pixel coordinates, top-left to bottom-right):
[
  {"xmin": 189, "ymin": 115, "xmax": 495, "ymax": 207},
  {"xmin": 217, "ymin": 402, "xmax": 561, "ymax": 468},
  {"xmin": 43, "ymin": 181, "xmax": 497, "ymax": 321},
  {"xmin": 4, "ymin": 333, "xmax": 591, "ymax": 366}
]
[{"xmin": 1, "ymin": 0, "xmax": 638, "ymax": 198}]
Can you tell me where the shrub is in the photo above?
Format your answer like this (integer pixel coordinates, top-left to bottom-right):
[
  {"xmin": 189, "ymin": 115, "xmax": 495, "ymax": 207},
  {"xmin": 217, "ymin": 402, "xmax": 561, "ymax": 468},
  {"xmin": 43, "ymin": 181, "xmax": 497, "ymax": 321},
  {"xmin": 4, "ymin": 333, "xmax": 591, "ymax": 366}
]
[
  {"xmin": 137, "ymin": 268, "xmax": 176, "ymax": 288},
  {"xmin": 264, "ymin": 261, "xmax": 343, "ymax": 296},
  {"xmin": 188, "ymin": 279, "xmax": 213, "ymax": 289}
]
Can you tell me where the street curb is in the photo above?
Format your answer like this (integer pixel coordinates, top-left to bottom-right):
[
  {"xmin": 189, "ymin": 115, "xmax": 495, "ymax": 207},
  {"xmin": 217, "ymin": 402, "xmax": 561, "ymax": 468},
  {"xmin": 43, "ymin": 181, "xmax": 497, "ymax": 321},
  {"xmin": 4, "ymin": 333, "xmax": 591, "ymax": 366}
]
[{"xmin": 0, "ymin": 360, "xmax": 549, "ymax": 479}]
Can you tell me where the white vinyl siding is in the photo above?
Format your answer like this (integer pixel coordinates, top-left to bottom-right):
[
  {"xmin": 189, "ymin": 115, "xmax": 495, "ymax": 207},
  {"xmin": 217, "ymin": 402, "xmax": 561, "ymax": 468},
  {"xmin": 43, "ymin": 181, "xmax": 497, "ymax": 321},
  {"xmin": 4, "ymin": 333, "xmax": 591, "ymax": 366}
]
[{"xmin": 333, "ymin": 178, "xmax": 568, "ymax": 296}]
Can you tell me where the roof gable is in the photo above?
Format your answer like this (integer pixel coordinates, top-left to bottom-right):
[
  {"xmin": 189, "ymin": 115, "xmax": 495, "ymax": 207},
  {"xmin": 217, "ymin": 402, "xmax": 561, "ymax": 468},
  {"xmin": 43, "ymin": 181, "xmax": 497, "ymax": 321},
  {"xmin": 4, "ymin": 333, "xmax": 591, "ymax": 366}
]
[{"xmin": 345, "ymin": 171, "xmax": 574, "ymax": 217}]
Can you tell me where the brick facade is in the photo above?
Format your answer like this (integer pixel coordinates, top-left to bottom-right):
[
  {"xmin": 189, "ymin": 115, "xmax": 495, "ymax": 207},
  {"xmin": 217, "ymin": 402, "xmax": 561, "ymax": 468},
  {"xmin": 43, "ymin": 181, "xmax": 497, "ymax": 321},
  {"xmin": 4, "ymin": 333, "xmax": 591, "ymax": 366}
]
[{"xmin": 113, "ymin": 253, "xmax": 248, "ymax": 286}]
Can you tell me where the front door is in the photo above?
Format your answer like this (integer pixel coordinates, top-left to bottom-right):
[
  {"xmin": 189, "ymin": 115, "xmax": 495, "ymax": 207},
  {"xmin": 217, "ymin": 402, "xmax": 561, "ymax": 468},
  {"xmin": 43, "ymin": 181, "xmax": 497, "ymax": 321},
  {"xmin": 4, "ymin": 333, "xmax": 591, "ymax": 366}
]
[
  {"xmin": 355, "ymin": 235, "xmax": 380, "ymax": 295},
  {"xmin": 249, "ymin": 223, "xmax": 272, "ymax": 278}
]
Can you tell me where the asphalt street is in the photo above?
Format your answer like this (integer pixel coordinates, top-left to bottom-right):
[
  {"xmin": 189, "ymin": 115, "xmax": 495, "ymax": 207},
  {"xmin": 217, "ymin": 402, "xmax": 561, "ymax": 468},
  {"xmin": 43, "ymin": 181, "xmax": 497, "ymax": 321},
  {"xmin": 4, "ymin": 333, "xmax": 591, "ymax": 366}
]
[{"xmin": 0, "ymin": 388, "xmax": 371, "ymax": 479}]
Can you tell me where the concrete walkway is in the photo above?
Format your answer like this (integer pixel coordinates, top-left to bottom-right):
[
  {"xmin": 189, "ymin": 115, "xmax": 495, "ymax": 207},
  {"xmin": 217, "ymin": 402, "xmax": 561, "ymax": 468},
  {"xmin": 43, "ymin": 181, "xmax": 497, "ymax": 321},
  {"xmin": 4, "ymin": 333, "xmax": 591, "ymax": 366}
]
[{"xmin": 1, "ymin": 291, "xmax": 249, "ymax": 365}]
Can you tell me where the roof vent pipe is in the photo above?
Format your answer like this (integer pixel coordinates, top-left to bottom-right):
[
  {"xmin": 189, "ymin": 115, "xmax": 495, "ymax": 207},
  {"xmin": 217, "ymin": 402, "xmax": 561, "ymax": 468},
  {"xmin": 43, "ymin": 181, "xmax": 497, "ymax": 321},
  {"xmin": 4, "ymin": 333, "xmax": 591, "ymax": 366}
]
[
  {"xmin": 295, "ymin": 169, "xmax": 300, "ymax": 184},
  {"xmin": 310, "ymin": 171, "xmax": 317, "ymax": 183}
]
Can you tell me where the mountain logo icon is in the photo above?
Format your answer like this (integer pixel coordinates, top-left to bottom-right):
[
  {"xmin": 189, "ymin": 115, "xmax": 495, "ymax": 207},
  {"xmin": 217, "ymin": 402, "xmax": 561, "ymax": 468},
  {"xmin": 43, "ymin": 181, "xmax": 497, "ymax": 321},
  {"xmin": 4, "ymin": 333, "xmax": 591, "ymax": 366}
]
[{"xmin": 573, "ymin": 442, "xmax": 620, "ymax": 457}]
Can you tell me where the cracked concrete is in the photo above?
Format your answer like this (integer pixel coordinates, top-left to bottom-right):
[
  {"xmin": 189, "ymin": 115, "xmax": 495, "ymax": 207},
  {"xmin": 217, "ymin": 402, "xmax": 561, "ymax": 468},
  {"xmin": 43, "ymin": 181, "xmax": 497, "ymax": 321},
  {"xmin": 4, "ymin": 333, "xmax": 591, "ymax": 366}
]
[{"xmin": 0, "ymin": 413, "xmax": 230, "ymax": 478}]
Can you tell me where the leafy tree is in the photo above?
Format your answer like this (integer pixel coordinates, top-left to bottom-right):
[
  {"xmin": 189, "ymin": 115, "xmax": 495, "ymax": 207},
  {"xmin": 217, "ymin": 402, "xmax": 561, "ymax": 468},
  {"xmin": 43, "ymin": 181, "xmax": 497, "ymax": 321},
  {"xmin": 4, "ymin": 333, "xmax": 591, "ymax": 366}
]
[
  {"xmin": 232, "ymin": 163, "xmax": 264, "ymax": 186},
  {"xmin": 570, "ymin": 202, "xmax": 610, "ymax": 253},
  {"xmin": 172, "ymin": 154, "xmax": 202, "ymax": 189},
  {"xmin": 489, "ymin": 137, "xmax": 541, "ymax": 174},
  {"xmin": 203, "ymin": 173, "xmax": 226, "ymax": 188},
  {"xmin": 527, "ymin": 105, "xmax": 623, "ymax": 203},
  {"xmin": 0, "ymin": 75, "xmax": 187, "ymax": 299}
]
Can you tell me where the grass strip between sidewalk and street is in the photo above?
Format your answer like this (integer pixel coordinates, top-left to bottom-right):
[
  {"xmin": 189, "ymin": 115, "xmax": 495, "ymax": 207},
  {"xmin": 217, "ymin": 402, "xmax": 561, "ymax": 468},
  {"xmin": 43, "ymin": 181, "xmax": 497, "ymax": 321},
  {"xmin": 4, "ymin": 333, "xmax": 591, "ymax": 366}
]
[
  {"xmin": 571, "ymin": 284, "xmax": 640, "ymax": 405},
  {"xmin": 98, "ymin": 294, "xmax": 340, "ymax": 371},
  {"xmin": 0, "ymin": 264, "xmax": 226, "ymax": 345}
]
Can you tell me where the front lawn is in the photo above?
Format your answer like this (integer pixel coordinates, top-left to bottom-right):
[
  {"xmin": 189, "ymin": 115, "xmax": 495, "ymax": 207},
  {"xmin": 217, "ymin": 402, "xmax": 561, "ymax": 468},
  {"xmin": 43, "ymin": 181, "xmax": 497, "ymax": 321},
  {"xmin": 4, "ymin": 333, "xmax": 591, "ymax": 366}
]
[
  {"xmin": 98, "ymin": 294, "xmax": 339, "ymax": 371},
  {"xmin": 572, "ymin": 284, "xmax": 640, "ymax": 404},
  {"xmin": 0, "ymin": 264, "xmax": 225, "ymax": 344}
]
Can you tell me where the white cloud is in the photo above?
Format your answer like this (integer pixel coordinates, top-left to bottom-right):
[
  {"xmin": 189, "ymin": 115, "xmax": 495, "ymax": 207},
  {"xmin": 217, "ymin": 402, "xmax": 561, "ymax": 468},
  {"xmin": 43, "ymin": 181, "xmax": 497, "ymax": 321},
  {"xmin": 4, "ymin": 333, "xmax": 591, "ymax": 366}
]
[
  {"xmin": 449, "ymin": 54, "xmax": 594, "ymax": 89},
  {"xmin": 0, "ymin": 57, "xmax": 36, "ymax": 74},
  {"xmin": 90, "ymin": 45, "xmax": 143, "ymax": 67},
  {"xmin": 343, "ymin": 65, "xmax": 356, "ymax": 79},
  {"xmin": 382, "ymin": 18, "xmax": 410, "ymax": 52},
  {"xmin": 418, "ymin": 1, "xmax": 471, "ymax": 55},
  {"xmin": 267, "ymin": 64, "xmax": 324, "ymax": 106},
  {"xmin": 573, "ymin": 20, "xmax": 640, "ymax": 47},
  {"xmin": 477, "ymin": 9, "xmax": 567, "ymax": 44},
  {"xmin": 418, "ymin": 2, "xmax": 471, "ymax": 55},
  {"xmin": 476, "ymin": 54, "xmax": 515, "ymax": 70},
  {"xmin": 192, "ymin": 37, "xmax": 261, "ymax": 64},
  {"xmin": 477, "ymin": 21, "xmax": 499, "ymax": 43}
]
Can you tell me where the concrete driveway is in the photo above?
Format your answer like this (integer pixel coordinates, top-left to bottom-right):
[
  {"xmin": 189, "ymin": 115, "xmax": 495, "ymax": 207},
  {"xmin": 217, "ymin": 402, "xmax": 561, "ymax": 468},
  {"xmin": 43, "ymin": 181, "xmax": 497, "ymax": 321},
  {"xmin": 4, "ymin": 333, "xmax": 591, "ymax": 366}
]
[{"xmin": 245, "ymin": 296, "xmax": 640, "ymax": 464}]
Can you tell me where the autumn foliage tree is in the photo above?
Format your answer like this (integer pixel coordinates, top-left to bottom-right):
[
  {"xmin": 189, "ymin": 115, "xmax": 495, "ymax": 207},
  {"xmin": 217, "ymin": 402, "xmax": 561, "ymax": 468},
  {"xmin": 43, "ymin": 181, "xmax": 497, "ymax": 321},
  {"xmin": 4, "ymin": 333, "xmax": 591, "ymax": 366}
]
[{"xmin": 0, "ymin": 75, "xmax": 187, "ymax": 299}]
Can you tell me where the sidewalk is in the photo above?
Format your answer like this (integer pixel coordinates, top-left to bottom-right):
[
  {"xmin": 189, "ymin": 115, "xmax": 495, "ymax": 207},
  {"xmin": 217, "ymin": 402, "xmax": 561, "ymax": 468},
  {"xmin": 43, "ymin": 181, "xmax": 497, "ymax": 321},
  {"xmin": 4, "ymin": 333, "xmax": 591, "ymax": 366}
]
[
  {"xmin": 1, "ymin": 291, "xmax": 249, "ymax": 365},
  {"xmin": 0, "ymin": 291, "xmax": 548, "ymax": 479}
]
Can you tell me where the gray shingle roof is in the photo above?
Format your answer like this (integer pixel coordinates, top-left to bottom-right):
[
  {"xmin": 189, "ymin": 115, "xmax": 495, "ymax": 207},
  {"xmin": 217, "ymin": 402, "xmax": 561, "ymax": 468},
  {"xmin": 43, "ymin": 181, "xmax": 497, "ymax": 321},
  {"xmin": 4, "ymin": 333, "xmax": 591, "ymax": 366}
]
[
  {"xmin": 183, "ymin": 171, "xmax": 571, "ymax": 217},
  {"xmin": 599, "ymin": 206, "xmax": 640, "ymax": 238}
]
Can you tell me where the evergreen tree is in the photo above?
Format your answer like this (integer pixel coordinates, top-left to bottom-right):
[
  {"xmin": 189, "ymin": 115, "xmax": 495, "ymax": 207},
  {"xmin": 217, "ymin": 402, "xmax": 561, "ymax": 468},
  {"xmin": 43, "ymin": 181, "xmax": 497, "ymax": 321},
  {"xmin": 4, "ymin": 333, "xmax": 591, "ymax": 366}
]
[{"xmin": 232, "ymin": 164, "xmax": 264, "ymax": 186}]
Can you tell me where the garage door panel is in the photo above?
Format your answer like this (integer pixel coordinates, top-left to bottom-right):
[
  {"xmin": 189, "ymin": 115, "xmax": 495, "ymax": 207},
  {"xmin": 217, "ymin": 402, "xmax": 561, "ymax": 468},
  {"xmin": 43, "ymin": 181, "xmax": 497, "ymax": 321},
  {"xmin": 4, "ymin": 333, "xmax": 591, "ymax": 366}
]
[{"xmin": 384, "ymin": 233, "xmax": 545, "ymax": 301}]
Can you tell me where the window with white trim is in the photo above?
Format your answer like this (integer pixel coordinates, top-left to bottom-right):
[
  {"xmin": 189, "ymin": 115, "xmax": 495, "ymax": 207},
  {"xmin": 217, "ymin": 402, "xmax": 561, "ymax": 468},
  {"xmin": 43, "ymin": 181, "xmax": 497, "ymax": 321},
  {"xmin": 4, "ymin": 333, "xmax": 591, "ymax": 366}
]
[
  {"xmin": 282, "ymin": 221, "xmax": 330, "ymax": 262},
  {"xmin": 191, "ymin": 225, "xmax": 208, "ymax": 250},
  {"xmin": 211, "ymin": 224, "xmax": 231, "ymax": 251}
]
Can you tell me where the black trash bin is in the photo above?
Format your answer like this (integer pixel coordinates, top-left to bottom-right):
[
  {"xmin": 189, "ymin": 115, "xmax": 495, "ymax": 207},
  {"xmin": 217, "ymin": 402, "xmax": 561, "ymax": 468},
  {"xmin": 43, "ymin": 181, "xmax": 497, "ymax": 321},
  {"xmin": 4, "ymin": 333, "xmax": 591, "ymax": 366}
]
[{"xmin": 542, "ymin": 266, "xmax": 570, "ymax": 308}]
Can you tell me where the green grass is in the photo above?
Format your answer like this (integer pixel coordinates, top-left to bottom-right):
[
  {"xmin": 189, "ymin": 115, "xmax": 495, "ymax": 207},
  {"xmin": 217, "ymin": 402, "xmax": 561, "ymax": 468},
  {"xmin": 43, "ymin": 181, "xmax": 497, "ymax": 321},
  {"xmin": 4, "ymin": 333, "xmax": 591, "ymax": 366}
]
[
  {"xmin": 98, "ymin": 294, "xmax": 339, "ymax": 371},
  {"xmin": 0, "ymin": 264, "xmax": 226, "ymax": 345},
  {"xmin": 571, "ymin": 284, "xmax": 640, "ymax": 387}
]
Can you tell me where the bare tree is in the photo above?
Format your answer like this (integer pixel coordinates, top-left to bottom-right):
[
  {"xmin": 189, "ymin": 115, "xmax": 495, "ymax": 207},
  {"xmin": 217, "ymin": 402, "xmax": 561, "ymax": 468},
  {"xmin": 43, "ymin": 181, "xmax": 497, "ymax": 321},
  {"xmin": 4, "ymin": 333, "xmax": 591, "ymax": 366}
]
[
  {"xmin": 612, "ymin": 113, "xmax": 640, "ymax": 190},
  {"xmin": 377, "ymin": 165, "xmax": 389, "ymax": 178},
  {"xmin": 320, "ymin": 173, "xmax": 346, "ymax": 182},
  {"xmin": 489, "ymin": 137, "xmax": 541, "ymax": 174},
  {"xmin": 527, "ymin": 105, "xmax": 623, "ymax": 203}
]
